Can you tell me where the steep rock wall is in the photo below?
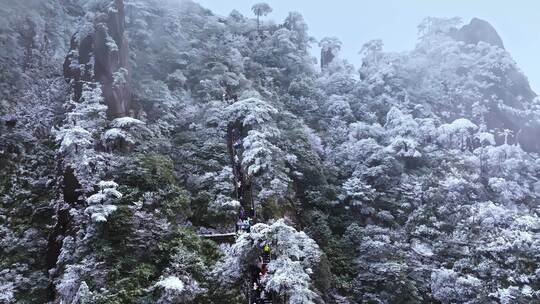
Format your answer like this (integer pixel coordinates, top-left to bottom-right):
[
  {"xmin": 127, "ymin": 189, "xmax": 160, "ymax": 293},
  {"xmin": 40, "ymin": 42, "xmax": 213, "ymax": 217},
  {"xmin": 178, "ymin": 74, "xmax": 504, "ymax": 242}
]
[{"xmin": 64, "ymin": 0, "xmax": 131, "ymax": 118}]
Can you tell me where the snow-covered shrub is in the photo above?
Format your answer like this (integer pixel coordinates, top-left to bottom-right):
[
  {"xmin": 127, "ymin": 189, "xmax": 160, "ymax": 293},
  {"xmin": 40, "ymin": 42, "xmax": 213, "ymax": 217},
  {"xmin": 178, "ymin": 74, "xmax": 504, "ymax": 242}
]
[
  {"xmin": 102, "ymin": 117, "xmax": 148, "ymax": 151},
  {"xmin": 430, "ymin": 268, "xmax": 482, "ymax": 303},
  {"xmin": 154, "ymin": 275, "xmax": 203, "ymax": 304},
  {"xmin": 225, "ymin": 97, "xmax": 278, "ymax": 128},
  {"xmin": 488, "ymin": 177, "xmax": 526, "ymax": 203},
  {"xmin": 207, "ymin": 194, "xmax": 240, "ymax": 223},
  {"xmin": 437, "ymin": 118, "xmax": 478, "ymax": 149},
  {"xmin": 85, "ymin": 180, "xmax": 122, "ymax": 222},
  {"xmin": 55, "ymin": 264, "xmax": 86, "ymax": 303}
]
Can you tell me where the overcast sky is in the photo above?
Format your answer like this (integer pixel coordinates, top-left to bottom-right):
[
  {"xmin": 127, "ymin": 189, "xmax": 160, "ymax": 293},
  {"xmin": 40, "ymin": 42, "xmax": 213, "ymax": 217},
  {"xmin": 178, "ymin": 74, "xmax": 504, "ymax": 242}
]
[{"xmin": 196, "ymin": 0, "xmax": 539, "ymax": 93}]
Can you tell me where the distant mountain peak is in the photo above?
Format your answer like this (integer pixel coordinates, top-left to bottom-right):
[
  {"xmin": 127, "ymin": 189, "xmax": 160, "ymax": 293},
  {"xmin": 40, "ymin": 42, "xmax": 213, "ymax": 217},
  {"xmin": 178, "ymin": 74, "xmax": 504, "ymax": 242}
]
[{"xmin": 451, "ymin": 17, "xmax": 505, "ymax": 49}]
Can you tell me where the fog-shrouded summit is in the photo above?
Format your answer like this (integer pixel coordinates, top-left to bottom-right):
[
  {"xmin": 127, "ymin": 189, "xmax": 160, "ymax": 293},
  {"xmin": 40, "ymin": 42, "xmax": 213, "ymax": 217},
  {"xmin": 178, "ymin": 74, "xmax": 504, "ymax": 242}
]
[
  {"xmin": 451, "ymin": 18, "xmax": 505, "ymax": 49},
  {"xmin": 446, "ymin": 18, "xmax": 539, "ymax": 151},
  {"xmin": 1, "ymin": 1, "xmax": 540, "ymax": 303}
]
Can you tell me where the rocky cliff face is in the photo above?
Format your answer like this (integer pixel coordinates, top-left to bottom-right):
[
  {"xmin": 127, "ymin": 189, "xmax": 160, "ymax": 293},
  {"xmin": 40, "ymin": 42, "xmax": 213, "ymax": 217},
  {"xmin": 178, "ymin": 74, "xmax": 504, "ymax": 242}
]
[
  {"xmin": 43, "ymin": 1, "xmax": 132, "ymax": 301},
  {"xmin": 451, "ymin": 18, "xmax": 505, "ymax": 49},
  {"xmin": 321, "ymin": 48, "xmax": 336, "ymax": 70},
  {"xmin": 64, "ymin": 0, "xmax": 131, "ymax": 118}
]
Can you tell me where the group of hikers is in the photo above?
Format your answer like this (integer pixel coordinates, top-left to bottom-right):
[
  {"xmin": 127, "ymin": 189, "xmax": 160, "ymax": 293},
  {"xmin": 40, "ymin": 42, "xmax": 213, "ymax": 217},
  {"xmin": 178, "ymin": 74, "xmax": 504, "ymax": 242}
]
[
  {"xmin": 225, "ymin": 91, "xmax": 274, "ymax": 303},
  {"xmin": 233, "ymin": 154, "xmax": 273, "ymax": 303},
  {"xmin": 236, "ymin": 206, "xmax": 254, "ymax": 234},
  {"xmin": 235, "ymin": 208, "xmax": 274, "ymax": 303},
  {"xmin": 249, "ymin": 243, "xmax": 272, "ymax": 304}
]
